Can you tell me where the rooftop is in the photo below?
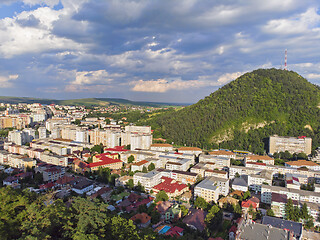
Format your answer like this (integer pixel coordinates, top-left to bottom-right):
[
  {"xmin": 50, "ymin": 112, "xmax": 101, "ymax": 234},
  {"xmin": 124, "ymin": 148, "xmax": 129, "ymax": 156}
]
[
  {"xmin": 285, "ymin": 160, "xmax": 319, "ymax": 167},
  {"xmin": 262, "ymin": 216, "xmax": 302, "ymax": 238}
]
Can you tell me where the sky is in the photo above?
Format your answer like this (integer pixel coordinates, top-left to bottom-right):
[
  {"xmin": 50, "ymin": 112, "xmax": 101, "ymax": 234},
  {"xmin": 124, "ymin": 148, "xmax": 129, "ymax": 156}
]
[{"xmin": 0, "ymin": 0, "xmax": 320, "ymax": 103}]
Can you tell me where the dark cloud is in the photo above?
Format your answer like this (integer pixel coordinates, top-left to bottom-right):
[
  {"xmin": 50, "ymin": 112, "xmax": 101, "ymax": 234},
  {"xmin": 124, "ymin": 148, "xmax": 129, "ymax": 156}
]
[{"xmin": 0, "ymin": 0, "xmax": 319, "ymax": 103}]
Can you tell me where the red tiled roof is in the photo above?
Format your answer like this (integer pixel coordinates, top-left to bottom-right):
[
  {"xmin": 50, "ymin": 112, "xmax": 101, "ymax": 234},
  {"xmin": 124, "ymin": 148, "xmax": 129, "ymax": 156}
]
[
  {"xmin": 55, "ymin": 176, "xmax": 75, "ymax": 185},
  {"xmin": 40, "ymin": 182, "xmax": 55, "ymax": 189},
  {"xmin": 209, "ymin": 150, "xmax": 235, "ymax": 156},
  {"xmin": 86, "ymin": 158, "xmax": 122, "ymax": 168},
  {"xmin": 241, "ymin": 200, "xmax": 257, "ymax": 209},
  {"xmin": 104, "ymin": 146, "xmax": 129, "ymax": 152},
  {"xmin": 165, "ymin": 226, "xmax": 184, "ymax": 237},
  {"xmin": 178, "ymin": 147, "xmax": 202, "ymax": 151},
  {"xmin": 153, "ymin": 177, "xmax": 187, "ymax": 194},
  {"xmin": 132, "ymin": 160, "xmax": 149, "ymax": 166}
]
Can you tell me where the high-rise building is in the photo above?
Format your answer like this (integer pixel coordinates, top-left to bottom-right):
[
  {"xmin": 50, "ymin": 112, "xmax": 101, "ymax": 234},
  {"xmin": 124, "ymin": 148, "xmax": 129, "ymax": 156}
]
[{"xmin": 269, "ymin": 135, "xmax": 312, "ymax": 155}]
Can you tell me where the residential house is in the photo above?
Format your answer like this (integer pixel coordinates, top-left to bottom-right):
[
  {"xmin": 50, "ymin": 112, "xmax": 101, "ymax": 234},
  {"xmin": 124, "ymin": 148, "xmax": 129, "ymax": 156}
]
[
  {"xmin": 182, "ymin": 209, "xmax": 207, "ymax": 232},
  {"xmin": 130, "ymin": 213, "xmax": 151, "ymax": 228},
  {"xmin": 152, "ymin": 177, "xmax": 189, "ymax": 198},
  {"xmin": 218, "ymin": 196, "xmax": 239, "ymax": 208}
]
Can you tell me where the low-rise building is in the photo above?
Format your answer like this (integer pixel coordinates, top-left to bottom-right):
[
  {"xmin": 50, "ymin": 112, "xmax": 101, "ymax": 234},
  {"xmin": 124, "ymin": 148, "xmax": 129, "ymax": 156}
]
[
  {"xmin": 152, "ymin": 177, "xmax": 189, "ymax": 198},
  {"xmin": 247, "ymin": 170, "xmax": 273, "ymax": 192},
  {"xmin": 245, "ymin": 155, "xmax": 274, "ymax": 165},
  {"xmin": 231, "ymin": 177, "xmax": 248, "ymax": 192},
  {"xmin": 285, "ymin": 160, "xmax": 320, "ymax": 171},
  {"xmin": 150, "ymin": 143, "xmax": 173, "ymax": 152}
]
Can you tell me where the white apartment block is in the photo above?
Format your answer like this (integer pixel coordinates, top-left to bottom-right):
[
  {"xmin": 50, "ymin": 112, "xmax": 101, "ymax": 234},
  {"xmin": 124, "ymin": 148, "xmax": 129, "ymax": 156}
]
[
  {"xmin": 38, "ymin": 126, "xmax": 47, "ymax": 139},
  {"xmin": 133, "ymin": 168, "xmax": 199, "ymax": 190},
  {"xmin": 32, "ymin": 113, "xmax": 47, "ymax": 122},
  {"xmin": 150, "ymin": 143, "xmax": 173, "ymax": 152},
  {"xmin": 194, "ymin": 177, "xmax": 220, "ymax": 203},
  {"xmin": 245, "ymin": 155, "xmax": 274, "ymax": 165},
  {"xmin": 133, "ymin": 170, "xmax": 162, "ymax": 191},
  {"xmin": 261, "ymin": 185, "xmax": 320, "ymax": 205},
  {"xmin": 269, "ymin": 135, "xmax": 312, "ymax": 155},
  {"xmin": 247, "ymin": 170, "xmax": 273, "ymax": 192},
  {"xmin": 199, "ymin": 154, "xmax": 230, "ymax": 167},
  {"xmin": 229, "ymin": 166, "xmax": 261, "ymax": 178},
  {"xmin": 8, "ymin": 128, "xmax": 35, "ymax": 145},
  {"xmin": 208, "ymin": 150, "xmax": 236, "ymax": 159}
]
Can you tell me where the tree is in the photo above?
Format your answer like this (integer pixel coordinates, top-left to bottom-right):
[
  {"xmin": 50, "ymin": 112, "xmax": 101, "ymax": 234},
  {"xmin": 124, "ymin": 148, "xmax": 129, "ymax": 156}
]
[
  {"xmin": 126, "ymin": 179, "xmax": 134, "ymax": 189},
  {"xmin": 297, "ymin": 152, "xmax": 308, "ymax": 160},
  {"xmin": 73, "ymin": 119, "xmax": 81, "ymax": 125},
  {"xmin": 248, "ymin": 205, "xmax": 256, "ymax": 219},
  {"xmin": 300, "ymin": 203, "xmax": 309, "ymax": 220},
  {"xmin": 285, "ymin": 198, "xmax": 294, "ymax": 220},
  {"xmin": 91, "ymin": 144, "xmax": 104, "ymax": 154},
  {"xmin": 243, "ymin": 190, "xmax": 251, "ymax": 200},
  {"xmin": 194, "ymin": 196, "xmax": 208, "ymax": 210},
  {"xmin": 235, "ymin": 172, "xmax": 240, "ymax": 178},
  {"xmin": 205, "ymin": 205, "xmax": 223, "ymax": 232},
  {"xmin": 180, "ymin": 205, "xmax": 188, "ymax": 217},
  {"xmin": 266, "ymin": 209, "xmax": 275, "ymax": 217},
  {"xmin": 128, "ymin": 155, "xmax": 134, "ymax": 163},
  {"xmin": 142, "ymin": 166, "xmax": 148, "ymax": 173},
  {"xmin": 155, "ymin": 190, "xmax": 169, "ymax": 203},
  {"xmin": 233, "ymin": 204, "xmax": 242, "ymax": 215},
  {"xmin": 305, "ymin": 217, "xmax": 314, "ymax": 230},
  {"xmin": 147, "ymin": 163, "xmax": 155, "ymax": 171}
]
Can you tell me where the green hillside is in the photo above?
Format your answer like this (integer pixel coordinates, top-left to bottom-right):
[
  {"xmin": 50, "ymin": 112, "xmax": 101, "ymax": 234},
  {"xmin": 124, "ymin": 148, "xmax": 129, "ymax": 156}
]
[
  {"xmin": 0, "ymin": 97, "xmax": 180, "ymax": 107},
  {"xmin": 144, "ymin": 68, "xmax": 320, "ymax": 154}
]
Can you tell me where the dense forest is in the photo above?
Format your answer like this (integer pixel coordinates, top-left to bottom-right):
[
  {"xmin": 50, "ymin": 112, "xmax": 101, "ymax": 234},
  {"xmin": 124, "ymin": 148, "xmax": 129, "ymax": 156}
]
[{"xmin": 141, "ymin": 69, "xmax": 320, "ymax": 154}]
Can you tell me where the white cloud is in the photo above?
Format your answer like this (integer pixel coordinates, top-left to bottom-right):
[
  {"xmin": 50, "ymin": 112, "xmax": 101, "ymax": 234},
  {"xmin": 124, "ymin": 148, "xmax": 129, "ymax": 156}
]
[
  {"xmin": 71, "ymin": 70, "xmax": 124, "ymax": 85},
  {"xmin": 306, "ymin": 73, "xmax": 320, "ymax": 79},
  {"xmin": 0, "ymin": 74, "xmax": 19, "ymax": 87},
  {"xmin": 217, "ymin": 72, "xmax": 244, "ymax": 84},
  {"xmin": 263, "ymin": 8, "xmax": 320, "ymax": 35},
  {"xmin": 0, "ymin": 2, "xmax": 87, "ymax": 58},
  {"xmin": 131, "ymin": 71, "xmax": 244, "ymax": 92},
  {"xmin": 131, "ymin": 78, "xmax": 206, "ymax": 92}
]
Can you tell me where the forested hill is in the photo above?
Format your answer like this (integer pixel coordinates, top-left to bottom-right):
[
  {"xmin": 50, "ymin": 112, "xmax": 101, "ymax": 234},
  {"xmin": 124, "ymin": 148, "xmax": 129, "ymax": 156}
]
[{"xmin": 144, "ymin": 68, "xmax": 320, "ymax": 154}]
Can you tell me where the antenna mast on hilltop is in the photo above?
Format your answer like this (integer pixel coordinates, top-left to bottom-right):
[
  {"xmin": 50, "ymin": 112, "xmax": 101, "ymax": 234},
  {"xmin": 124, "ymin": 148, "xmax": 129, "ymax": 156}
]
[{"xmin": 284, "ymin": 49, "xmax": 287, "ymax": 70}]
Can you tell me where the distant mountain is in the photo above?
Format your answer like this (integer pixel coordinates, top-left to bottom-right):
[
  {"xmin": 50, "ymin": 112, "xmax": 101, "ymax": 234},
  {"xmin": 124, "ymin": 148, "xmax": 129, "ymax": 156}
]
[
  {"xmin": 0, "ymin": 97, "xmax": 182, "ymax": 107},
  {"xmin": 145, "ymin": 69, "xmax": 320, "ymax": 154}
]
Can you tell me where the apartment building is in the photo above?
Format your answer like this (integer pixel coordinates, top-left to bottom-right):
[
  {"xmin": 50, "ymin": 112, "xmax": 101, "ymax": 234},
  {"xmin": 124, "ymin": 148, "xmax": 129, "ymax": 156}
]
[
  {"xmin": 7, "ymin": 154, "xmax": 36, "ymax": 169},
  {"xmin": 35, "ymin": 163, "xmax": 65, "ymax": 182},
  {"xmin": 194, "ymin": 177, "xmax": 220, "ymax": 203},
  {"xmin": 285, "ymin": 160, "xmax": 320, "ymax": 171},
  {"xmin": 150, "ymin": 143, "xmax": 173, "ymax": 152},
  {"xmin": 269, "ymin": 135, "xmax": 312, "ymax": 155},
  {"xmin": 261, "ymin": 185, "xmax": 320, "ymax": 205},
  {"xmin": 178, "ymin": 147, "xmax": 202, "ymax": 156},
  {"xmin": 245, "ymin": 155, "xmax": 274, "ymax": 165},
  {"xmin": 198, "ymin": 154, "xmax": 230, "ymax": 167},
  {"xmin": 8, "ymin": 128, "xmax": 35, "ymax": 145},
  {"xmin": 247, "ymin": 170, "xmax": 273, "ymax": 192},
  {"xmin": 159, "ymin": 169, "xmax": 199, "ymax": 185},
  {"xmin": 229, "ymin": 165, "xmax": 261, "ymax": 178},
  {"xmin": 133, "ymin": 169, "xmax": 163, "ymax": 191},
  {"xmin": 208, "ymin": 150, "xmax": 236, "ymax": 159}
]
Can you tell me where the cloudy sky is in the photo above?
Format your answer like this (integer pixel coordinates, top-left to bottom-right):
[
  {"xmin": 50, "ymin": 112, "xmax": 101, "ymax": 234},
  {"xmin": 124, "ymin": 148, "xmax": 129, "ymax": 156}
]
[{"xmin": 0, "ymin": 0, "xmax": 319, "ymax": 103}]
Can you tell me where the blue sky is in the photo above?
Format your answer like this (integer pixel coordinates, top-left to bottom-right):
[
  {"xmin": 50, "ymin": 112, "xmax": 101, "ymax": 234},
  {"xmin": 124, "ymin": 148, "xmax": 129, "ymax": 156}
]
[{"xmin": 0, "ymin": 0, "xmax": 319, "ymax": 103}]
